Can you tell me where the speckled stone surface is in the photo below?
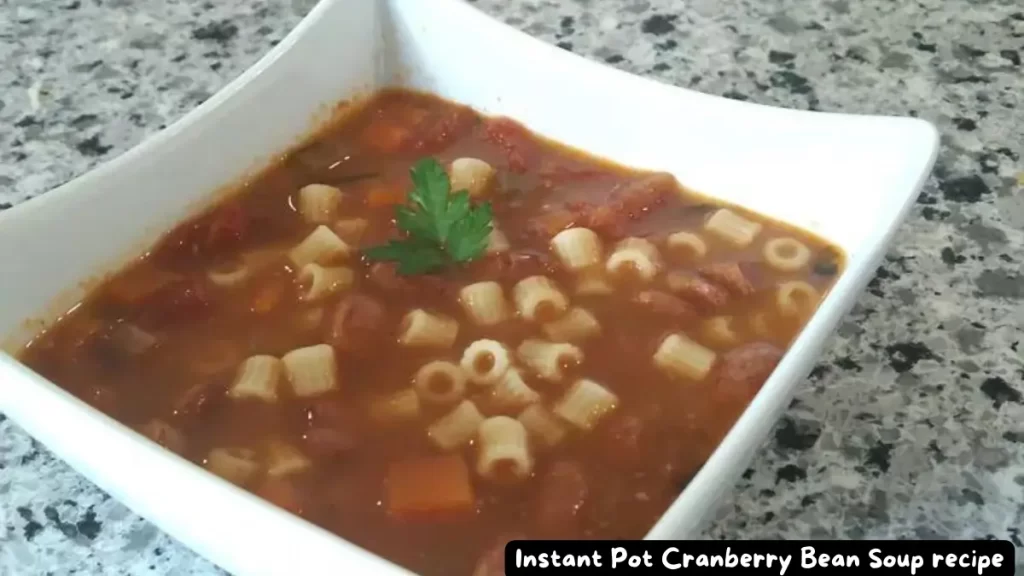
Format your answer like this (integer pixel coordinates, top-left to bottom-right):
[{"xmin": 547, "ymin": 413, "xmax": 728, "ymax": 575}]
[{"xmin": 1, "ymin": 0, "xmax": 1023, "ymax": 573}]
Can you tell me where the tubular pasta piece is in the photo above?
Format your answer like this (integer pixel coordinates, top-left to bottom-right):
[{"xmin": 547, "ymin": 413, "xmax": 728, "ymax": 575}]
[
  {"xmin": 369, "ymin": 388, "xmax": 421, "ymax": 425},
  {"xmin": 512, "ymin": 276, "xmax": 569, "ymax": 323},
  {"xmin": 653, "ymin": 333, "xmax": 717, "ymax": 381},
  {"xmin": 460, "ymin": 339, "xmax": 511, "ymax": 387},
  {"xmin": 516, "ymin": 339, "xmax": 583, "ymax": 383},
  {"xmin": 704, "ymin": 209, "xmax": 762, "ymax": 247},
  {"xmin": 206, "ymin": 447, "xmax": 258, "ymax": 486},
  {"xmin": 763, "ymin": 238, "xmax": 812, "ymax": 272},
  {"xmin": 414, "ymin": 360, "xmax": 468, "ymax": 408},
  {"xmin": 605, "ymin": 237, "xmax": 662, "ymax": 283},
  {"xmin": 459, "ymin": 281, "xmax": 511, "ymax": 326},
  {"xmin": 476, "ymin": 416, "xmax": 533, "ymax": 484},
  {"xmin": 552, "ymin": 379, "xmax": 619, "ymax": 431},
  {"xmin": 229, "ymin": 355, "xmax": 283, "ymax": 402},
  {"xmin": 574, "ymin": 267, "xmax": 614, "ymax": 296},
  {"xmin": 297, "ymin": 183, "xmax": 343, "ymax": 224},
  {"xmin": 550, "ymin": 227, "xmax": 603, "ymax": 272},
  {"xmin": 484, "ymin": 368, "xmax": 541, "ymax": 414},
  {"xmin": 702, "ymin": 316, "xmax": 741, "ymax": 348},
  {"xmin": 666, "ymin": 231, "xmax": 708, "ymax": 261},
  {"xmin": 266, "ymin": 440, "xmax": 311, "ymax": 477},
  {"xmin": 776, "ymin": 280, "xmax": 820, "ymax": 317},
  {"xmin": 333, "ymin": 218, "xmax": 369, "ymax": 246},
  {"xmin": 427, "ymin": 399, "xmax": 485, "ymax": 451},
  {"xmin": 297, "ymin": 264, "xmax": 354, "ymax": 302},
  {"xmin": 542, "ymin": 307, "xmax": 601, "ymax": 343},
  {"xmin": 288, "ymin": 225, "xmax": 351, "ymax": 268},
  {"xmin": 398, "ymin": 309, "xmax": 459, "ymax": 349},
  {"xmin": 207, "ymin": 258, "xmax": 250, "ymax": 288},
  {"xmin": 517, "ymin": 404, "xmax": 568, "ymax": 449},
  {"xmin": 281, "ymin": 344, "xmax": 338, "ymax": 397},
  {"xmin": 486, "ymin": 225, "xmax": 510, "ymax": 255},
  {"xmin": 449, "ymin": 157, "xmax": 496, "ymax": 198}
]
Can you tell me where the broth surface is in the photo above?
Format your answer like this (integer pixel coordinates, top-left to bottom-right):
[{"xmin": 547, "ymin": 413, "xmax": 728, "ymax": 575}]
[{"xmin": 19, "ymin": 89, "xmax": 843, "ymax": 576}]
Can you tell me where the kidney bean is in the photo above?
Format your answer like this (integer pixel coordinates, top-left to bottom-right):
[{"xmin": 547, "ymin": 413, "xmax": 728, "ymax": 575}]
[
  {"xmin": 665, "ymin": 271, "xmax": 730, "ymax": 312},
  {"xmin": 532, "ymin": 461, "xmax": 589, "ymax": 539},
  {"xmin": 698, "ymin": 262, "xmax": 756, "ymax": 297},
  {"xmin": 714, "ymin": 342, "xmax": 785, "ymax": 405},
  {"xmin": 327, "ymin": 293, "xmax": 388, "ymax": 355},
  {"xmin": 632, "ymin": 290, "xmax": 698, "ymax": 322}
]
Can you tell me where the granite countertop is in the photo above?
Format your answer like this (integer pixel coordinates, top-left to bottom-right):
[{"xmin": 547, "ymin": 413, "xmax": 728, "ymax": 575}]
[{"xmin": 1, "ymin": 0, "xmax": 1022, "ymax": 573}]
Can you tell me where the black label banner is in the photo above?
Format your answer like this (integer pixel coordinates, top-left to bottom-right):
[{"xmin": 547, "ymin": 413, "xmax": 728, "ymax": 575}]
[{"xmin": 505, "ymin": 540, "xmax": 1015, "ymax": 575}]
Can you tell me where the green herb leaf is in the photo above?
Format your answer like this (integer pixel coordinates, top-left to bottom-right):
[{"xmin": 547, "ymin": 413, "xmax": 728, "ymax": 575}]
[{"xmin": 363, "ymin": 157, "xmax": 494, "ymax": 275}]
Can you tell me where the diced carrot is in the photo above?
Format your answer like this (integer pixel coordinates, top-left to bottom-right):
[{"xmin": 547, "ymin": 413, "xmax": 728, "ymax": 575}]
[
  {"xmin": 250, "ymin": 280, "xmax": 286, "ymax": 314},
  {"xmin": 386, "ymin": 454, "xmax": 474, "ymax": 520},
  {"xmin": 106, "ymin": 264, "xmax": 181, "ymax": 306},
  {"xmin": 360, "ymin": 120, "xmax": 412, "ymax": 153},
  {"xmin": 366, "ymin": 184, "xmax": 406, "ymax": 208},
  {"xmin": 255, "ymin": 477, "xmax": 304, "ymax": 516}
]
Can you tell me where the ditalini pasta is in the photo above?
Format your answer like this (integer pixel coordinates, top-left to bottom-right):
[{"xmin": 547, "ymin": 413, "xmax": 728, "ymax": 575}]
[
  {"xmin": 397, "ymin": 309, "xmax": 459, "ymax": 349},
  {"xmin": 483, "ymin": 368, "xmax": 540, "ymax": 414},
  {"xmin": 288, "ymin": 225, "xmax": 351, "ymax": 268},
  {"xmin": 281, "ymin": 344, "xmax": 338, "ymax": 397},
  {"xmin": 448, "ymin": 157, "xmax": 495, "ymax": 197},
  {"xmin": 517, "ymin": 404, "xmax": 568, "ymax": 449},
  {"xmin": 516, "ymin": 339, "xmax": 583, "ymax": 383},
  {"xmin": 550, "ymin": 227, "xmax": 603, "ymax": 271},
  {"xmin": 512, "ymin": 276, "xmax": 569, "ymax": 323},
  {"xmin": 427, "ymin": 399, "xmax": 485, "ymax": 451},
  {"xmin": 704, "ymin": 208, "xmax": 762, "ymax": 247},
  {"xmin": 763, "ymin": 237, "xmax": 812, "ymax": 272},
  {"xmin": 369, "ymin": 388, "xmax": 421, "ymax": 425},
  {"xmin": 460, "ymin": 339, "xmax": 511, "ymax": 387},
  {"xmin": 542, "ymin": 307, "xmax": 601, "ymax": 343},
  {"xmin": 653, "ymin": 333, "xmax": 717, "ymax": 381},
  {"xmin": 297, "ymin": 183, "xmax": 343, "ymax": 224},
  {"xmin": 702, "ymin": 316, "xmax": 740, "ymax": 348},
  {"xmin": 486, "ymin": 225, "xmax": 510, "ymax": 255},
  {"xmin": 605, "ymin": 237, "xmax": 662, "ymax": 282},
  {"xmin": 333, "ymin": 218, "xmax": 369, "ymax": 245},
  {"xmin": 665, "ymin": 231, "xmax": 708, "ymax": 261},
  {"xmin": 458, "ymin": 281, "xmax": 511, "ymax": 326},
  {"xmin": 266, "ymin": 440, "xmax": 312, "ymax": 477},
  {"xmin": 206, "ymin": 447, "xmax": 259, "ymax": 485},
  {"xmin": 297, "ymin": 263, "xmax": 354, "ymax": 302},
  {"xmin": 475, "ymin": 416, "xmax": 533, "ymax": 484},
  {"xmin": 552, "ymin": 378, "xmax": 619, "ymax": 431},
  {"xmin": 414, "ymin": 360, "xmax": 468, "ymax": 407},
  {"xmin": 574, "ymin": 268, "xmax": 615, "ymax": 296},
  {"xmin": 776, "ymin": 280, "xmax": 820, "ymax": 317},
  {"xmin": 229, "ymin": 355, "xmax": 283, "ymax": 402},
  {"xmin": 207, "ymin": 258, "xmax": 251, "ymax": 288}
]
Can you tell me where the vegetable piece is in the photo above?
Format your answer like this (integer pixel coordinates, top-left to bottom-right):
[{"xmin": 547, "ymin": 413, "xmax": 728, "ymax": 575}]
[
  {"xmin": 386, "ymin": 454, "xmax": 475, "ymax": 519},
  {"xmin": 364, "ymin": 158, "xmax": 493, "ymax": 275}
]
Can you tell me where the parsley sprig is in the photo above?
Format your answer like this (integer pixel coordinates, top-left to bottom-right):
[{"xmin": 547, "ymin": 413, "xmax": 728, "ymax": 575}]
[{"xmin": 363, "ymin": 158, "xmax": 493, "ymax": 275}]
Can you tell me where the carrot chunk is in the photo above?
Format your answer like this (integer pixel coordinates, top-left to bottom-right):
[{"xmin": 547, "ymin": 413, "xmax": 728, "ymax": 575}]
[
  {"xmin": 386, "ymin": 454, "xmax": 474, "ymax": 519},
  {"xmin": 250, "ymin": 280, "xmax": 286, "ymax": 314}
]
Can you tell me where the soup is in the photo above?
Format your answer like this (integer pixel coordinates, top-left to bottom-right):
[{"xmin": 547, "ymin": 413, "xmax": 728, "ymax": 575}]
[{"xmin": 18, "ymin": 89, "xmax": 843, "ymax": 576}]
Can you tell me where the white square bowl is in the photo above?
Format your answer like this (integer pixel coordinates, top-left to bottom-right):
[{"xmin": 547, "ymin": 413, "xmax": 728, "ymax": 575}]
[{"xmin": 0, "ymin": 0, "xmax": 938, "ymax": 574}]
